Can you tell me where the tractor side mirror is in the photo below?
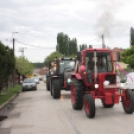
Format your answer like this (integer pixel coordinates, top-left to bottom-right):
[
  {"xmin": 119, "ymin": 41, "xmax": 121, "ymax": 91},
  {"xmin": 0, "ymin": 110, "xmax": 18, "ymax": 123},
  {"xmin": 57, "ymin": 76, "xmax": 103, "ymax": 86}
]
[
  {"xmin": 120, "ymin": 77, "xmax": 127, "ymax": 83},
  {"xmin": 80, "ymin": 65, "xmax": 86, "ymax": 72}
]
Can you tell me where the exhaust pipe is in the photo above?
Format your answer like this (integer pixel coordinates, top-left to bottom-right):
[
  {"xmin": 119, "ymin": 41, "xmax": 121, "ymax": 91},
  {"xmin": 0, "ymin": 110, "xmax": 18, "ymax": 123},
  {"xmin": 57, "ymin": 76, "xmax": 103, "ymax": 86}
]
[{"xmin": 94, "ymin": 50, "xmax": 97, "ymax": 82}]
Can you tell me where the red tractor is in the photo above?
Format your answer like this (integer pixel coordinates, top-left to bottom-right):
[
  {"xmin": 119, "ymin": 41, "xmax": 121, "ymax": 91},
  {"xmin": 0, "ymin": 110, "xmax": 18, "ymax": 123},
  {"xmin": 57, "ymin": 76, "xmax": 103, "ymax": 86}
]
[{"xmin": 71, "ymin": 48, "xmax": 134, "ymax": 118}]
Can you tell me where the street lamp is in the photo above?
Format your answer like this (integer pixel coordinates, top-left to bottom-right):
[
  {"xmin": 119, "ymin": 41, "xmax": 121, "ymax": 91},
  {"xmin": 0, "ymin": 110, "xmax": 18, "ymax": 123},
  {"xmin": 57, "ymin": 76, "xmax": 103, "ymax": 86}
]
[
  {"xmin": 12, "ymin": 32, "xmax": 18, "ymax": 38},
  {"xmin": 12, "ymin": 32, "xmax": 18, "ymax": 55},
  {"xmin": 6, "ymin": 49, "xmax": 11, "ymax": 93},
  {"xmin": 12, "ymin": 32, "xmax": 18, "ymax": 87}
]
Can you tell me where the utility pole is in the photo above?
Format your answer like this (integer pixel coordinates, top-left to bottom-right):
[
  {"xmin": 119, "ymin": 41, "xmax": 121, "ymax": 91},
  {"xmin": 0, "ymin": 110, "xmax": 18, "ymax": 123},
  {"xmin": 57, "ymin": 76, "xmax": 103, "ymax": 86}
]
[
  {"xmin": 12, "ymin": 38, "xmax": 15, "ymax": 87},
  {"xmin": 13, "ymin": 38, "xmax": 15, "ymax": 56},
  {"xmin": 12, "ymin": 32, "xmax": 18, "ymax": 87},
  {"xmin": 102, "ymin": 34, "xmax": 105, "ymax": 48}
]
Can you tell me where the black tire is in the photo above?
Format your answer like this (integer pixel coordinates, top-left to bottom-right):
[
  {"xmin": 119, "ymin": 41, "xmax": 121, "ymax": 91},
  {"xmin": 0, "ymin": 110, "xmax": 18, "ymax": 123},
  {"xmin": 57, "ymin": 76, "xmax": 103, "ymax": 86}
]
[
  {"xmin": 83, "ymin": 94, "xmax": 95, "ymax": 118},
  {"xmin": 46, "ymin": 77, "xmax": 50, "ymax": 91},
  {"xmin": 50, "ymin": 78, "xmax": 52, "ymax": 96},
  {"xmin": 101, "ymin": 100, "xmax": 114, "ymax": 108},
  {"xmin": 71, "ymin": 78, "xmax": 84, "ymax": 110},
  {"xmin": 50, "ymin": 86, "xmax": 52, "ymax": 96},
  {"xmin": 52, "ymin": 79, "xmax": 61, "ymax": 99},
  {"xmin": 122, "ymin": 89, "xmax": 134, "ymax": 114}
]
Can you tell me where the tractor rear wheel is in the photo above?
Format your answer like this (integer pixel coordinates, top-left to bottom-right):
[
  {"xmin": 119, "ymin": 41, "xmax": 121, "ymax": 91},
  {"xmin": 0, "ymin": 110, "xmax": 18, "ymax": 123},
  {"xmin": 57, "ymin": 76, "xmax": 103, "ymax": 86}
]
[
  {"xmin": 122, "ymin": 89, "xmax": 134, "ymax": 114},
  {"xmin": 46, "ymin": 77, "xmax": 50, "ymax": 91},
  {"xmin": 71, "ymin": 78, "xmax": 84, "ymax": 110},
  {"xmin": 83, "ymin": 94, "xmax": 95, "ymax": 118},
  {"xmin": 101, "ymin": 100, "xmax": 114, "ymax": 108},
  {"xmin": 52, "ymin": 78, "xmax": 61, "ymax": 99}
]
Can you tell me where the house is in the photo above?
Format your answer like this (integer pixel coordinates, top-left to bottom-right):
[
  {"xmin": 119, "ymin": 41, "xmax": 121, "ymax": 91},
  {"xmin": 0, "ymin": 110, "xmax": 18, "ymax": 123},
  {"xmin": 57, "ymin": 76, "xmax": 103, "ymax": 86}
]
[
  {"xmin": 38, "ymin": 67, "xmax": 49, "ymax": 76},
  {"xmin": 112, "ymin": 47, "xmax": 124, "ymax": 61},
  {"xmin": 33, "ymin": 68, "xmax": 40, "ymax": 75},
  {"xmin": 112, "ymin": 47, "xmax": 128, "ymax": 70}
]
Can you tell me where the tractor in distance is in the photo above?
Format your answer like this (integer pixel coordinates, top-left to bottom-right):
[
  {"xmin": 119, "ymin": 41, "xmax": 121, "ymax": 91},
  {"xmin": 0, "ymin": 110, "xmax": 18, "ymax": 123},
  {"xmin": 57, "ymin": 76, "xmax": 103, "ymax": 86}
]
[
  {"xmin": 70, "ymin": 48, "xmax": 134, "ymax": 118},
  {"xmin": 46, "ymin": 57, "xmax": 76, "ymax": 99}
]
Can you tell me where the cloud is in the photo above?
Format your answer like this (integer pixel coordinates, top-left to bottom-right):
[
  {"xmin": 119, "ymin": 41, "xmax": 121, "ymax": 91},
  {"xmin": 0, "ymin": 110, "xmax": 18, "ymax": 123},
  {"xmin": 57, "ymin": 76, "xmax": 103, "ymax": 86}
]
[{"xmin": 0, "ymin": 0, "xmax": 134, "ymax": 62}]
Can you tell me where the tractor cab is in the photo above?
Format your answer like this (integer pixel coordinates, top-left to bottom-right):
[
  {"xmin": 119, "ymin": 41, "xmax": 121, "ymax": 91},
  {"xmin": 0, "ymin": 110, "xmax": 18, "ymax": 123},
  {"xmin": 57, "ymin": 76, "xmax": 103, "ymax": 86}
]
[
  {"xmin": 85, "ymin": 51, "xmax": 113, "ymax": 73},
  {"xmin": 55, "ymin": 57, "xmax": 76, "ymax": 75},
  {"xmin": 55, "ymin": 57, "xmax": 76, "ymax": 89},
  {"xmin": 78, "ymin": 49, "xmax": 117, "ymax": 89}
]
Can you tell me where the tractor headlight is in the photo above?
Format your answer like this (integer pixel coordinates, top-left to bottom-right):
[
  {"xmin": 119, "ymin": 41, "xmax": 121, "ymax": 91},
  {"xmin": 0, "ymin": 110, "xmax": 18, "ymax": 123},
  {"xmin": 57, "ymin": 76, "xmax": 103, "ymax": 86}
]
[
  {"xmin": 120, "ymin": 83, "xmax": 126, "ymax": 88},
  {"xmin": 51, "ymin": 71, "xmax": 54, "ymax": 75},
  {"xmin": 95, "ymin": 84, "xmax": 99, "ymax": 88},
  {"xmin": 103, "ymin": 81, "xmax": 109, "ymax": 86},
  {"xmin": 67, "ymin": 78, "xmax": 71, "ymax": 83}
]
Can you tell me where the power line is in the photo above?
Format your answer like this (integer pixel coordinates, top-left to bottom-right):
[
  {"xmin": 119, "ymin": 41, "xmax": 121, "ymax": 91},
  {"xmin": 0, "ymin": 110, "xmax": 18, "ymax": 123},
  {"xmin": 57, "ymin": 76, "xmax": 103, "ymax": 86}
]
[
  {"xmin": 17, "ymin": 41, "xmax": 55, "ymax": 49},
  {"xmin": 16, "ymin": 48, "xmax": 52, "ymax": 50},
  {"xmin": 87, "ymin": 37, "xmax": 101, "ymax": 44}
]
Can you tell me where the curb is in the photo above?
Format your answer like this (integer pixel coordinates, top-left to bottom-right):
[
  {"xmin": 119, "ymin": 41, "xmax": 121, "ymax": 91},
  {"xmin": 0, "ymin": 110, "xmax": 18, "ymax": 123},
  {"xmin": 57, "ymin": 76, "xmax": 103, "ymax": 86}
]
[{"xmin": 0, "ymin": 90, "xmax": 21, "ymax": 110}]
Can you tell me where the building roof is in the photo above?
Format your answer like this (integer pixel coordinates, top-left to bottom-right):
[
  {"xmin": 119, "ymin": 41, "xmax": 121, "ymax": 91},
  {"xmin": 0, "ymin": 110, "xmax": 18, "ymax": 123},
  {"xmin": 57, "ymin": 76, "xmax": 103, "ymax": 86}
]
[
  {"xmin": 38, "ymin": 67, "xmax": 48, "ymax": 75},
  {"xmin": 33, "ymin": 68, "xmax": 40, "ymax": 75}
]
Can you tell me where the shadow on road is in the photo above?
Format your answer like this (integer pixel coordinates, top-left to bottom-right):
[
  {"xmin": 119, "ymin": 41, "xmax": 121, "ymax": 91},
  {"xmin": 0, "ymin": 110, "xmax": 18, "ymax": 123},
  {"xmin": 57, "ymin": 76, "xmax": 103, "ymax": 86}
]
[{"xmin": 60, "ymin": 93, "xmax": 71, "ymax": 99}]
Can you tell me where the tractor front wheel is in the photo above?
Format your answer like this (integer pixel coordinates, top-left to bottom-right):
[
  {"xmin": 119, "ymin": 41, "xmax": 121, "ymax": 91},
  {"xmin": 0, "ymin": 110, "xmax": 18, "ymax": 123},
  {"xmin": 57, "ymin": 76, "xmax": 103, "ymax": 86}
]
[
  {"xmin": 83, "ymin": 94, "xmax": 95, "ymax": 118},
  {"xmin": 122, "ymin": 89, "xmax": 134, "ymax": 114},
  {"xmin": 52, "ymin": 79, "xmax": 61, "ymax": 99},
  {"xmin": 71, "ymin": 79, "xmax": 84, "ymax": 110}
]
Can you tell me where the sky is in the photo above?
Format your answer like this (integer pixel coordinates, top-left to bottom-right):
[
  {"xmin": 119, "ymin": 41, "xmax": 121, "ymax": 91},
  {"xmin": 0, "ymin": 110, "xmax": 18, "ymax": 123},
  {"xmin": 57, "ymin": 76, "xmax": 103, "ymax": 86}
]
[{"xmin": 0, "ymin": 0, "xmax": 134, "ymax": 63}]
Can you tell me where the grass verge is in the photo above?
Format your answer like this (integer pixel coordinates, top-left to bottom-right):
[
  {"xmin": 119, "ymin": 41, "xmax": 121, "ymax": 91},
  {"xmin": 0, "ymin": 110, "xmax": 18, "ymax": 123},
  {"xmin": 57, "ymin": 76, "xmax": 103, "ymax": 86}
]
[{"xmin": 0, "ymin": 84, "xmax": 21, "ymax": 106}]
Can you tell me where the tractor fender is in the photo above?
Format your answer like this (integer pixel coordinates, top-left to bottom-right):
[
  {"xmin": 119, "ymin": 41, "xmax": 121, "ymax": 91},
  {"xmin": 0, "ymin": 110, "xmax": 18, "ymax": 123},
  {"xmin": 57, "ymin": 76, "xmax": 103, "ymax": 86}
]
[{"xmin": 71, "ymin": 73, "xmax": 82, "ymax": 80}]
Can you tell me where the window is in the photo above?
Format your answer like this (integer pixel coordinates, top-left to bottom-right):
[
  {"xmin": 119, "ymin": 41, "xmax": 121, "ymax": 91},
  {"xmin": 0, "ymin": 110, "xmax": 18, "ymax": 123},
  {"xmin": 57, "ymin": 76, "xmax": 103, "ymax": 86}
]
[
  {"xmin": 59, "ymin": 60, "xmax": 75, "ymax": 73},
  {"xmin": 86, "ymin": 51, "xmax": 112, "ymax": 73}
]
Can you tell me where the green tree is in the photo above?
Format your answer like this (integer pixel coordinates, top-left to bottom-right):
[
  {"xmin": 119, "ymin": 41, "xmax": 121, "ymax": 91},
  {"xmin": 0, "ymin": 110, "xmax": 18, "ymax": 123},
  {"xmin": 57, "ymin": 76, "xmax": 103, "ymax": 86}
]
[
  {"xmin": 0, "ymin": 42, "xmax": 7, "ymax": 93},
  {"xmin": 44, "ymin": 51, "xmax": 63, "ymax": 67},
  {"xmin": 5, "ymin": 46, "xmax": 15, "ymax": 81},
  {"xmin": 32, "ymin": 62, "xmax": 44, "ymax": 68},
  {"xmin": 16, "ymin": 57, "xmax": 34, "ymax": 79},
  {"xmin": 89, "ymin": 45, "xmax": 93, "ymax": 48},
  {"xmin": 0, "ymin": 42, "xmax": 15, "ymax": 93},
  {"xmin": 121, "ymin": 46, "xmax": 134, "ymax": 69},
  {"xmin": 130, "ymin": 27, "xmax": 134, "ymax": 46},
  {"xmin": 79, "ymin": 44, "xmax": 87, "ymax": 51},
  {"xmin": 56, "ymin": 32, "xmax": 70, "ymax": 56},
  {"xmin": 69, "ymin": 38, "xmax": 77, "ymax": 56}
]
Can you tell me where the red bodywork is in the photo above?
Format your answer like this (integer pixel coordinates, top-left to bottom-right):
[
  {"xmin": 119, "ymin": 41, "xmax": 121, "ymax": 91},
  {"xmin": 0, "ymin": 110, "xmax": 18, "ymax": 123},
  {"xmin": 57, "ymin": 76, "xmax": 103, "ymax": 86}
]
[{"xmin": 71, "ymin": 48, "xmax": 124, "ymax": 105}]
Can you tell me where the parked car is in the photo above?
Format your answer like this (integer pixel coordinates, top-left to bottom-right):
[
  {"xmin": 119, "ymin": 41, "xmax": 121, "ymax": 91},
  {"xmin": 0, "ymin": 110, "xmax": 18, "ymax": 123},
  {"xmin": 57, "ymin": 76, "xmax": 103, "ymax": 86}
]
[
  {"xmin": 39, "ymin": 75, "xmax": 43, "ymax": 81},
  {"xmin": 22, "ymin": 78, "xmax": 37, "ymax": 91},
  {"xmin": 32, "ymin": 77, "xmax": 40, "ymax": 84}
]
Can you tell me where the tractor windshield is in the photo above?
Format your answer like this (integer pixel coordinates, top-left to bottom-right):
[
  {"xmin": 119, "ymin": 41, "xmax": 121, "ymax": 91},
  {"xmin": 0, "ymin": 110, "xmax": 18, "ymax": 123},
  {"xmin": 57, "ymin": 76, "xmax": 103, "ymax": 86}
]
[
  {"xmin": 59, "ymin": 60, "xmax": 75, "ymax": 73},
  {"xmin": 86, "ymin": 51, "xmax": 112, "ymax": 73}
]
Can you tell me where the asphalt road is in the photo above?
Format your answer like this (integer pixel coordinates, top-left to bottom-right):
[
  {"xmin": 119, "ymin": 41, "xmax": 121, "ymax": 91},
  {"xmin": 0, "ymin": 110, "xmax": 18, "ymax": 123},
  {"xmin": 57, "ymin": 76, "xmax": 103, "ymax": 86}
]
[{"xmin": 0, "ymin": 81, "xmax": 134, "ymax": 134}]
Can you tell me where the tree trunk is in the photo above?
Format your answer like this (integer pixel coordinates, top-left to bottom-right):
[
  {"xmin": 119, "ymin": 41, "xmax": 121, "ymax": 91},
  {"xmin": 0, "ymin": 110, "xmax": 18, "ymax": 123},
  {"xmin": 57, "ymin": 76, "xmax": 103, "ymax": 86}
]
[
  {"xmin": 18, "ymin": 73, "xmax": 20, "ymax": 84},
  {"xmin": 0, "ymin": 83, "xmax": 2, "ymax": 96}
]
